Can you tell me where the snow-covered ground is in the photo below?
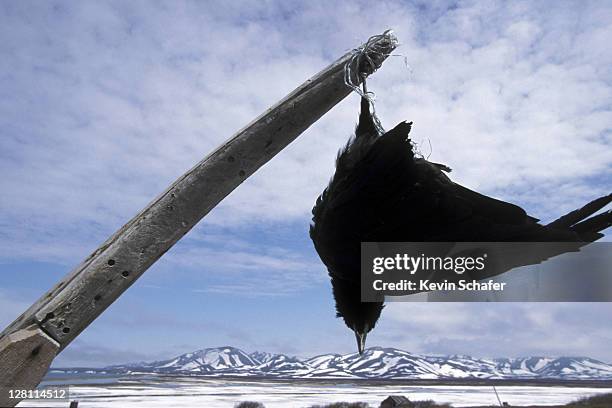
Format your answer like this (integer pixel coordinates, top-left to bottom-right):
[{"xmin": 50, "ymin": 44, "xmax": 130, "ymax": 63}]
[{"xmin": 16, "ymin": 376, "xmax": 612, "ymax": 407}]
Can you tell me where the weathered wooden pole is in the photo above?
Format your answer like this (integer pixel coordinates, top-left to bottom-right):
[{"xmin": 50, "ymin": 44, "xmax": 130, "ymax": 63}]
[{"xmin": 0, "ymin": 31, "xmax": 398, "ymax": 406}]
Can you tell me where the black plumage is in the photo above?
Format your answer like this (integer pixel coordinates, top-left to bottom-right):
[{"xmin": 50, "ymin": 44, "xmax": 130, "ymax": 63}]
[{"xmin": 310, "ymin": 88, "xmax": 612, "ymax": 354}]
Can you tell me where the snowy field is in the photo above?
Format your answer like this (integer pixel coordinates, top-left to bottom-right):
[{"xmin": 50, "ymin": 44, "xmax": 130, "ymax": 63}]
[{"xmin": 16, "ymin": 376, "xmax": 612, "ymax": 407}]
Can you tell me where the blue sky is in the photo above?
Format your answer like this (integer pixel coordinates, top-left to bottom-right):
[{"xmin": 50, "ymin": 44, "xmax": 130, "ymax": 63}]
[{"xmin": 1, "ymin": 0, "xmax": 611, "ymax": 367}]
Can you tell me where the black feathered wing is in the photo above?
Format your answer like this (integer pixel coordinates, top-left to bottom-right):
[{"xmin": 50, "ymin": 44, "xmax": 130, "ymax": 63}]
[
  {"xmin": 359, "ymin": 122, "xmax": 606, "ymax": 243},
  {"xmin": 313, "ymin": 119, "xmax": 604, "ymax": 256},
  {"xmin": 311, "ymin": 114, "xmax": 611, "ymax": 284}
]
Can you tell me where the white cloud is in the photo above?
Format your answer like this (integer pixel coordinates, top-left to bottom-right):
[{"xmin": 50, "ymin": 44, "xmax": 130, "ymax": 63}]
[
  {"xmin": 162, "ymin": 241, "xmax": 328, "ymax": 296},
  {"xmin": 1, "ymin": 0, "xmax": 611, "ymax": 363},
  {"xmin": 376, "ymin": 302, "xmax": 612, "ymax": 362},
  {"xmin": 1, "ymin": 1, "xmax": 610, "ymax": 266}
]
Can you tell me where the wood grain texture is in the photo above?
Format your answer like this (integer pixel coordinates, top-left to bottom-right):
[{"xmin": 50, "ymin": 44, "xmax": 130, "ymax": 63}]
[{"xmin": 0, "ymin": 324, "xmax": 60, "ymax": 407}]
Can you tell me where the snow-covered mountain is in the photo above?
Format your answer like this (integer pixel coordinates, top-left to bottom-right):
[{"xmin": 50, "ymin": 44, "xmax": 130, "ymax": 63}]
[
  {"xmin": 109, "ymin": 346, "xmax": 260, "ymax": 375},
  {"xmin": 55, "ymin": 346, "xmax": 612, "ymax": 380}
]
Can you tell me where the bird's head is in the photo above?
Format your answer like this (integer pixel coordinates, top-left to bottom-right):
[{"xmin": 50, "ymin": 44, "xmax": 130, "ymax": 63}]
[{"xmin": 331, "ymin": 276, "xmax": 384, "ymax": 355}]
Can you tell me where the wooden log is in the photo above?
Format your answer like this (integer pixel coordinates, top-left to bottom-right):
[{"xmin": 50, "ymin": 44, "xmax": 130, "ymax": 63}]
[
  {"xmin": 0, "ymin": 325, "xmax": 60, "ymax": 408},
  {"xmin": 0, "ymin": 31, "xmax": 397, "ymax": 406}
]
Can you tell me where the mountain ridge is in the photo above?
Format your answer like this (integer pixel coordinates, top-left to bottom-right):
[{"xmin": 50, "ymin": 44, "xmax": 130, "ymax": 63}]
[{"xmin": 50, "ymin": 346, "xmax": 612, "ymax": 380}]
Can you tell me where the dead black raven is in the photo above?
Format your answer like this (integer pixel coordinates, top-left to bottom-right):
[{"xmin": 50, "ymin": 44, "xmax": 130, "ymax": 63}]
[{"xmin": 310, "ymin": 88, "xmax": 612, "ymax": 355}]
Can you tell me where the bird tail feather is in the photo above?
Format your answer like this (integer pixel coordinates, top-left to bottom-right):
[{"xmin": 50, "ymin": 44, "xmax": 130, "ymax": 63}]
[
  {"xmin": 571, "ymin": 210, "xmax": 612, "ymax": 236},
  {"xmin": 547, "ymin": 193, "xmax": 611, "ymax": 230}
]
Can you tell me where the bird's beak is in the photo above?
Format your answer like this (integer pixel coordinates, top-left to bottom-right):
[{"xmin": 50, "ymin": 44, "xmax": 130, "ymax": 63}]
[{"xmin": 354, "ymin": 330, "xmax": 367, "ymax": 356}]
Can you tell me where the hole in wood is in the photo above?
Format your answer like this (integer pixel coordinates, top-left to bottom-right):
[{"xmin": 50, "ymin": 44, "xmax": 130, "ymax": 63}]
[
  {"xmin": 167, "ymin": 205, "xmax": 174, "ymax": 211},
  {"xmin": 62, "ymin": 327, "xmax": 70, "ymax": 334},
  {"xmin": 45, "ymin": 312, "xmax": 55, "ymax": 320},
  {"xmin": 121, "ymin": 271, "xmax": 130, "ymax": 278},
  {"xmin": 94, "ymin": 294, "xmax": 102, "ymax": 301},
  {"xmin": 107, "ymin": 259, "xmax": 116, "ymax": 266},
  {"xmin": 228, "ymin": 156, "xmax": 235, "ymax": 162},
  {"xmin": 107, "ymin": 279, "xmax": 113, "ymax": 284},
  {"xmin": 31, "ymin": 345, "xmax": 41, "ymax": 356},
  {"xmin": 170, "ymin": 193, "xmax": 176, "ymax": 198},
  {"xmin": 239, "ymin": 170, "xmax": 246, "ymax": 177}
]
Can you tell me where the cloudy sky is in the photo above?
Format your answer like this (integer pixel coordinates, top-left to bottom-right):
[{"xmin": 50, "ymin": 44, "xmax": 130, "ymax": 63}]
[{"xmin": 1, "ymin": 0, "xmax": 611, "ymax": 367}]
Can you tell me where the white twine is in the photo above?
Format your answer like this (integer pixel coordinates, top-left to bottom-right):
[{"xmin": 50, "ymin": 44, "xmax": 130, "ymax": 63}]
[{"xmin": 343, "ymin": 30, "xmax": 408, "ymax": 136}]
